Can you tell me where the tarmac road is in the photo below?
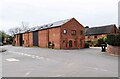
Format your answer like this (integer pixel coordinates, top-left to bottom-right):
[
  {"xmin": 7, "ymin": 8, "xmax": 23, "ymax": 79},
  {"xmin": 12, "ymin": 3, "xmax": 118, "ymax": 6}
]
[{"xmin": 1, "ymin": 45, "xmax": 118, "ymax": 77}]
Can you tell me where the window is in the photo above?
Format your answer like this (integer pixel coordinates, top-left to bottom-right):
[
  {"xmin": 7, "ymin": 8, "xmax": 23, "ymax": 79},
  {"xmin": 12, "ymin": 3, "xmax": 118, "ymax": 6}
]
[
  {"xmin": 63, "ymin": 40, "xmax": 65, "ymax": 43},
  {"xmin": 80, "ymin": 30, "xmax": 83, "ymax": 35},
  {"xmin": 63, "ymin": 29, "xmax": 67, "ymax": 34},
  {"xmin": 71, "ymin": 30, "xmax": 76, "ymax": 35},
  {"xmin": 94, "ymin": 35, "xmax": 97, "ymax": 38}
]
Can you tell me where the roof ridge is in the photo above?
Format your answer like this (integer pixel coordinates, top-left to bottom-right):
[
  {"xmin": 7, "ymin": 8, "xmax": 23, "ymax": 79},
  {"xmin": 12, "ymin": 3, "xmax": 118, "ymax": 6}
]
[
  {"xmin": 90, "ymin": 24, "xmax": 116, "ymax": 29},
  {"xmin": 85, "ymin": 24, "xmax": 116, "ymax": 35},
  {"xmin": 26, "ymin": 18, "xmax": 73, "ymax": 32}
]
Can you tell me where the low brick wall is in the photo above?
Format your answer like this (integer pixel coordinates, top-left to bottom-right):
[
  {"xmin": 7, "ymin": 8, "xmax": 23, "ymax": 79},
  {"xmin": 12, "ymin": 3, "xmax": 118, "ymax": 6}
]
[{"xmin": 107, "ymin": 45, "xmax": 120, "ymax": 56}]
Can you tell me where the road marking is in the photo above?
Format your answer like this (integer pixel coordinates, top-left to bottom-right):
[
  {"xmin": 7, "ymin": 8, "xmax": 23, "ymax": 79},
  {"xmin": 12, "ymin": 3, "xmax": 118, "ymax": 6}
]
[
  {"xmin": 54, "ymin": 74, "xmax": 64, "ymax": 77},
  {"xmin": 6, "ymin": 58, "xmax": 19, "ymax": 62},
  {"xmin": 86, "ymin": 66, "xmax": 111, "ymax": 72},
  {"xmin": 39, "ymin": 57, "xmax": 44, "ymax": 59},
  {"xmin": 31, "ymin": 55, "xmax": 36, "ymax": 58},
  {"xmin": 101, "ymin": 69, "xmax": 108, "ymax": 72},
  {"xmin": 24, "ymin": 72, "xmax": 31, "ymax": 77},
  {"xmin": 93, "ymin": 68, "xmax": 99, "ymax": 70},
  {"xmin": 8, "ymin": 51, "xmax": 51, "ymax": 61}
]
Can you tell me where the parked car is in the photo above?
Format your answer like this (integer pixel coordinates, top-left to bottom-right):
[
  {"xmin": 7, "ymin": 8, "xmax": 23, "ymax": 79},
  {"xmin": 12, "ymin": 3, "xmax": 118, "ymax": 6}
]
[{"xmin": 0, "ymin": 42, "xmax": 3, "ymax": 46}]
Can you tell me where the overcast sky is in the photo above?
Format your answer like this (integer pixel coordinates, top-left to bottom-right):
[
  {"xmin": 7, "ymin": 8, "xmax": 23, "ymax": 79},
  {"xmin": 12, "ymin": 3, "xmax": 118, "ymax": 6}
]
[{"xmin": 0, "ymin": 0, "xmax": 119, "ymax": 33}]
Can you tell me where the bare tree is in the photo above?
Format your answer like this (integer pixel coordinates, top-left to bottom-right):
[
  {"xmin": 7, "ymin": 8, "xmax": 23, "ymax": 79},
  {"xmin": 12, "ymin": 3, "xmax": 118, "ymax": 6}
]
[
  {"xmin": 9, "ymin": 21, "xmax": 29, "ymax": 36},
  {"xmin": 21, "ymin": 21, "xmax": 29, "ymax": 31},
  {"xmin": 9, "ymin": 27, "xmax": 21, "ymax": 36}
]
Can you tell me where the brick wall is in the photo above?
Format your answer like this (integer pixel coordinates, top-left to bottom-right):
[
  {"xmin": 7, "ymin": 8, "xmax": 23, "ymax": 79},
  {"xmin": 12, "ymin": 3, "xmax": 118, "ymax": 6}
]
[
  {"xmin": 85, "ymin": 34, "xmax": 107, "ymax": 42},
  {"xmin": 111, "ymin": 25, "xmax": 120, "ymax": 34},
  {"xmin": 28, "ymin": 32, "xmax": 33, "ymax": 47},
  {"xmin": 85, "ymin": 25, "xmax": 119, "ymax": 45},
  {"xmin": 23, "ymin": 33, "xmax": 29, "ymax": 47},
  {"xmin": 49, "ymin": 27, "xmax": 61, "ymax": 49},
  {"xmin": 107, "ymin": 45, "xmax": 120, "ymax": 56},
  {"xmin": 85, "ymin": 34, "xmax": 107, "ymax": 46},
  {"xmin": 38, "ymin": 30, "xmax": 48, "ymax": 48},
  {"xmin": 38, "ymin": 28, "xmax": 61, "ymax": 49},
  {"xmin": 61, "ymin": 18, "xmax": 85, "ymax": 49},
  {"xmin": 14, "ymin": 18, "xmax": 85, "ymax": 49},
  {"xmin": 14, "ymin": 34, "xmax": 20, "ymax": 46}
]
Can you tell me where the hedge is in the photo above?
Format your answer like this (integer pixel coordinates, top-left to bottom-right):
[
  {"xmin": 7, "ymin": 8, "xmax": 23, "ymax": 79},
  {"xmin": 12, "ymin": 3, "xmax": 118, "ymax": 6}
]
[
  {"xmin": 84, "ymin": 41, "xmax": 89, "ymax": 48},
  {"xmin": 107, "ymin": 34, "xmax": 120, "ymax": 46}
]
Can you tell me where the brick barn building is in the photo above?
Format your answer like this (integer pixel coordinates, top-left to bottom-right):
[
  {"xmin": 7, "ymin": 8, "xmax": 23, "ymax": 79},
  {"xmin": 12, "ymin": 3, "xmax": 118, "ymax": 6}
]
[
  {"xmin": 14, "ymin": 18, "xmax": 85, "ymax": 49},
  {"xmin": 85, "ymin": 24, "xmax": 119, "ymax": 46}
]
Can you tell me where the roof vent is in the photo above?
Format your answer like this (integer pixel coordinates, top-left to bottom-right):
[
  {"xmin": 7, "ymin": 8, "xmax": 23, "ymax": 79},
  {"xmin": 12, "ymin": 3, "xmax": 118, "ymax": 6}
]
[
  {"xmin": 50, "ymin": 24, "xmax": 53, "ymax": 26},
  {"xmin": 45, "ymin": 25, "xmax": 48, "ymax": 27},
  {"xmin": 41, "ymin": 26, "xmax": 43, "ymax": 28}
]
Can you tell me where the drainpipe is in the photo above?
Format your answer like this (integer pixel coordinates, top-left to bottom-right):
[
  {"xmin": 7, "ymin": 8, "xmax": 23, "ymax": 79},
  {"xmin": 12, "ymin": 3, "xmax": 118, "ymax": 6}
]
[{"xmin": 47, "ymin": 29, "xmax": 49, "ymax": 48}]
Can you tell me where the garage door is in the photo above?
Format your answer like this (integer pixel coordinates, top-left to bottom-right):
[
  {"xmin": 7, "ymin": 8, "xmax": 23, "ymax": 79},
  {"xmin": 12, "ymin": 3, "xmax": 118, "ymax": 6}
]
[
  {"xmin": 33, "ymin": 31, "xmax": 38, "ymax": 46},
  {"xmin": 19, "ymin": 34, "xmax": 23, "ymax": 46}
]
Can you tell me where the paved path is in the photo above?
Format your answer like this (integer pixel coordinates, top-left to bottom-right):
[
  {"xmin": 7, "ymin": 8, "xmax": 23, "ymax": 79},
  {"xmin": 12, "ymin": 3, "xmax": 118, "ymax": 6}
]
[{"xmin": 1, "ymin": 45, "xmax": 118, "ymax": 77}]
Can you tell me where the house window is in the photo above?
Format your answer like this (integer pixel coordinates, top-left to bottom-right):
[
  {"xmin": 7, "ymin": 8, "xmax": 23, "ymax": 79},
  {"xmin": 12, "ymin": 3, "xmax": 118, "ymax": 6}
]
[
  {"xmin": 63, "ymin": 29, "xmax": 67, "ymax": 34},
  {"xmin": 71, "ymin": 30, "xmax": 76, "ymax": 35},
  {"xmin": 80, "ymin": 30, "xmax": 83, "ymax": 35},
  {"xmin": 94, "ymin": 35, "xmax": 97, "ymax": 38},
  {"xmin": 63, "ymin": 40, "xmax": 65, "ymax": 43}
]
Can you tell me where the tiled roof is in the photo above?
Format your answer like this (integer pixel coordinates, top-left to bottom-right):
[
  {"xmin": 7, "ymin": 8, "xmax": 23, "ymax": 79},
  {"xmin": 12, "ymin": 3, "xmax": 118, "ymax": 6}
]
[{"xmin": 85, "ymin": 24, "xmax": 116, "ymax": 35}]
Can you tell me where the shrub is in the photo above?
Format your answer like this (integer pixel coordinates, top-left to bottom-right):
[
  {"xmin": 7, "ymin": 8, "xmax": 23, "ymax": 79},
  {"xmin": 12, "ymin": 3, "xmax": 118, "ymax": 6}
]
[
  {"xmin": 84, "ymin": 41, "xmax": 89, "ymax": 48},
  {"xmin": 97, "ymin": 38, "xmax": 104, "ymax": 46},
  {"xmin": 96, "ymin": 37, "xmax": 108, "ymax": 47},
  {"xmin": 91, "ymin": 40, "xmax": 95, "ymax": 46},
  {"xmin": 107, "ymin": 34, "xmax": 120, "ymax": 46},
  {"xmin": 103, "ymin": 36, "xmax": 108, "ymax": 42}
]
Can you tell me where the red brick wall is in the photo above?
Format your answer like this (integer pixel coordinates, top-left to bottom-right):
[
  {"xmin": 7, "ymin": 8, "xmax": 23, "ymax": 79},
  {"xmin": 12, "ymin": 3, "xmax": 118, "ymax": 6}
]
[
  {"xmin": 23, "ymin": 33, "xmax": 29, "ymax": 47},
  {"xmin": 38, "ymin": 30, "xmax": 48, "ymax": 48},
  {"xmin": 85, "ymin": 34, "xmax": 107, "ymax": 46},
  {"xmin": 38, "ymin": 28, "xmax": 61, "ymax": 49},
  {"xmin": 107, "ymin": 45, "xmax": 120, "ymax": 56},
  {"xmin": 28, "ymin": 32, "xmax": 33, "ymax": 47},
  {"xmin": 14, "ymin": 18, "xmax": 85, "ymax": 49},
  {"xmin": 85, "ymin": 25, "xmax": 119, "ymax": 45},
  {"xmin": 85, "ymin": 34, "xmax": 107, "ymax": 42},
  {"xmin": 111, "ymin": 25, "xmax": 120, "ymax": 34},
  {"xmin": 61, "ymin": 18, "xmax": 85, "ymax": 49},
  {"xmin": 49, "ymin": 27, "xmax": 61, "ymax": 49},
  {"xmin": 14, "ymin": 34, "xmax": 20, "ymax": 46}
]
